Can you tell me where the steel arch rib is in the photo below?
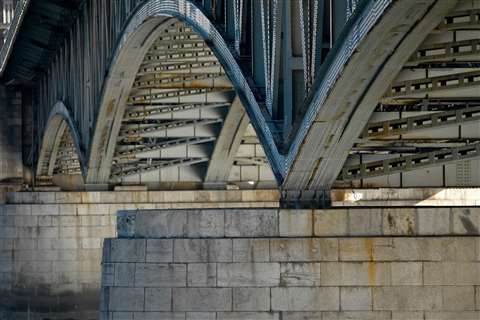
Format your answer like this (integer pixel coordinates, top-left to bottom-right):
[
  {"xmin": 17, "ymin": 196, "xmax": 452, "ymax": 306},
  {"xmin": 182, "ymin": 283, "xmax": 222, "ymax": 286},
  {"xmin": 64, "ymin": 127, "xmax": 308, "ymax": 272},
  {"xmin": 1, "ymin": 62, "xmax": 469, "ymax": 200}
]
[
  {"xmin": 86, "ymin": 0, "xmax": 284, "ymax": 185},
  {"xmin": 283, "ymin": 0, "xmax": 459, "ymax": 192},
  {"xmin": 36, "ymin": 101, "xmax": 86, "ymax": 178}
]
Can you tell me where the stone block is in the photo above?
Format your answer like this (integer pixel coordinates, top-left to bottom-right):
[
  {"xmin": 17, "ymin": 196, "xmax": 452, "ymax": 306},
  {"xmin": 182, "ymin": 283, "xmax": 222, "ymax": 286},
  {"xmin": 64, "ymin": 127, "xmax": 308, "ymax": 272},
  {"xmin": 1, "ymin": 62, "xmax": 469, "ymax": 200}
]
[
  {"xmin": 271, "ymin": 287, "xmax": 339, "ymax": 311},
  {"xmin": 391, "ymin": 312, "xmax": 423, "ymax": 320},
  {"xmin": 340, "ymin": 287, "xmax": 372, "ymax": 311},
  {"xmin": 280, "ymin": 263, "xmax": 321, "ymax": 286},
  {"xmin": 174, "ymin": 239, "xmax": 232, "ymax": 263},
  {"xmin": 424, "ymin": 312, "xmax": 480, "ymax": 320},
  {"xmin": 279, "ymin": 312, "xmax": 322, "ymax": 320},
  {"xmin": 82, "ymin": 238, "xmax": 102, "ymax": 249},
  {"xmin": 133, "ymin": 312, "xmax": 185, "ymax": 320},
  {"xmin": 225, "ymin": 209, "xmax": 278, "ymax": 237},
  {"xmin": 348, "ymin": 209, "xmax": 382, "ymax": 236},
  {"xmin": 423, "ymin": 262, "xmax": 480, "ymax": 285},
  {"xmin": 187, "ymin": 263, "xmax": 216, "ymax": 287},
  {"xmin": 187, "ymin": 210, "xmax": 224, "ymax": 237},
  {"xmin": 135, "ymin": 263, "xmax": 186, "ymax": 287},
  {"xmin": 279, "ymin": 210, "xmax": 312, "ymax": 236},
  {"xmin": 14, "ymin": 215, "xmax": 38, "ymax": 227},
  {"xmin": 115, "ymin": 263, "xmax": 135, "ymax": 287},
  {"xmin": 270, "ymin": 239, "xmax": 338, "ymax": 262},
  {"xmin": 441, "ymin": 238, "xmax": 478, "ymax": 261},
  {"xmin": 110, "ymin": 239, "xmax": 146, "ymax": 263},
  {"xmin": 391, "ymin": 262, "xmax": 422, "ymax": 285},
  {"xmin": 135, "ymin": 211, "xmax": 187, "ymax": 238},
  {"xmin": 339, "ymin": 239, "xmax": 373, "ymax": 261},
  {"xmin": 217, "ymin": 312, "xmax": 279, "ymax": 320},
  {"xmin": 109, "ymin": 287, "xmax": 144, "ymax": 312},
  {"xmin": 13, "ymin": 239, "xmax": 35, "ymax": 250},
  {"xmin": 186, "ymin": 313, "xmax": 216, "ymax": 320},
  {"xmin": 313, "ymin": 209, "xmax": 347, "ymax": 236},
  {"xmin": 452, "ymin": 208, "xmax": 480, "ymax": 235},
  {"xmin": 322, "ymin": 311, "xmax": 392, "ymax": 320},
  {"xmin": 372, "ymin": 286, "xmax": 442, "ymax": 311},
  {"xmin": 321, "ymin": 262, "xmax": 390, "ymax": 286},
  {"xmin": 145, "ymin": 288, "xmax": 172, "ymax": 311},
  {"xmin": 31, "ymin": 204, "xmax": 59, "ymax": 216},
  {"xmin": 233, "ymin": 288, "xmax": 270, "ymax": 311},
  {"xmin": 146, "ymin": 240, "xmax": 173, "ymax": 263},
  {"xmin": 373, "ymin": 238, "xmax": 442, "ymax": 261},
  {"xmin": 417, "ymin": 208, "xmax": 450, "ymax": 235},
  {"xmin": 38, "ymin": 216, "xmax": 52, "ymax": 227},
  {"xmin": 173, "ymin": 288, "xmax": 232, "ymax": 311},
  {"xmin": 442, "ymin": 286, "xmax": 475, "ymax": 311},
  {"xmin": 382, "ymin": 208, "xmax": 415, "ymax": 235},
  {"xmin": 217, "ymin": 263, "xmax": 280, "ymax": 287},
  {"xmin": 233, "ymin": 239, "xmax": 269, "ymax": 262}
]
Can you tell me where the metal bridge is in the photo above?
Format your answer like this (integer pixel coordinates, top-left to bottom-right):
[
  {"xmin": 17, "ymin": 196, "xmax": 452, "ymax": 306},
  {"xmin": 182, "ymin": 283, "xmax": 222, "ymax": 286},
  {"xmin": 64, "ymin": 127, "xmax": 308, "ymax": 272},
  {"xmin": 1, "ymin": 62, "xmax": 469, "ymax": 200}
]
[{"xmin": 1, "ymin": 0, "xmax": 480, "ymax": 207}]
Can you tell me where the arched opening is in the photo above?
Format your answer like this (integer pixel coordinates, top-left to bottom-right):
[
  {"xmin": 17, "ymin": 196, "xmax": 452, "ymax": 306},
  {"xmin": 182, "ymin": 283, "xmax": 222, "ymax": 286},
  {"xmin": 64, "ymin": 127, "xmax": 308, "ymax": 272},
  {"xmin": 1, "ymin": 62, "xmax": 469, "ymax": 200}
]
[
  {"xmin": 86, "ymin": 0, "xmax": 283, "ymax": 188},
  {"xmin": 87, "ymin": 14, "xmax": 276, "ymax": 190},
  {"xmin": 36, "ymin": 102, "xmax": 85, "ymax": 190}
]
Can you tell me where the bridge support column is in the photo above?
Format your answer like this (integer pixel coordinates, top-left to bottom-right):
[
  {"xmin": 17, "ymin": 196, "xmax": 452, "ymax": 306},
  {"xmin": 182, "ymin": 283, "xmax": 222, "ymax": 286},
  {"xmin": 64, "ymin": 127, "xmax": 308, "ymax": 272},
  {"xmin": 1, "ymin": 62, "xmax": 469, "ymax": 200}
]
[
  {"xmin": 101, "ymin": 207, "xmax": 480, "ymax": 319},
  {"xmin": 0, "ymin": 85, "xmax": 23, "ymax": 185}
]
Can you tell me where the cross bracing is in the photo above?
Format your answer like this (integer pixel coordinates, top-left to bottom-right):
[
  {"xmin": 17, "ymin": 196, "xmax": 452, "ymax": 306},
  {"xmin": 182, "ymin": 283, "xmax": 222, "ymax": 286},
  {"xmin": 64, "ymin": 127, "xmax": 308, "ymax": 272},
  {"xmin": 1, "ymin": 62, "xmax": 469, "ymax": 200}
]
[
  {"xmin": 109, "ymin": 21, "xmax": 276, "ymax": 187},
  {"xmin": 339, "ymin": 1, "xmax": 480, "ymax": 189}
]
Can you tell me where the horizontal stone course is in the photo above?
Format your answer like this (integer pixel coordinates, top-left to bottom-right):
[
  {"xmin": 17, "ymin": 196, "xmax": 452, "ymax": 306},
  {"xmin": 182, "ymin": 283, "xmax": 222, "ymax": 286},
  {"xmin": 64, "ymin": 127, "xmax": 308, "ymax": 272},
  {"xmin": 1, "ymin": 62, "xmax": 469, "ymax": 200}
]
[{"xmin": 115, "ymin": 208, "xmax": 480, "ymax": 239}]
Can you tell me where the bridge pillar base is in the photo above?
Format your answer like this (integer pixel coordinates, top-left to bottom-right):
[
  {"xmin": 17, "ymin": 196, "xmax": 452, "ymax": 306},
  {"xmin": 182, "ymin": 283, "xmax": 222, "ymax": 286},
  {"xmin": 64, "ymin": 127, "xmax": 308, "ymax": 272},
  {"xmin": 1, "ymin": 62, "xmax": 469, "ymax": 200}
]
[{"xmin": 280, "ymin": 190, "xmax": 331, "ymax": 209}]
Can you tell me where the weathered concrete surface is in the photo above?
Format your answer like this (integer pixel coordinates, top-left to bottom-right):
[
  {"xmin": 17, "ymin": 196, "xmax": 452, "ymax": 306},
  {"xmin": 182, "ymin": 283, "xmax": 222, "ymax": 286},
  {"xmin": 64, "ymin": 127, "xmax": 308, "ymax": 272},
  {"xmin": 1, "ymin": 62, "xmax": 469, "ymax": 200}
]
[{"xmin": 102, "ymin": 208, "xmax": 480, "ymax": 320}]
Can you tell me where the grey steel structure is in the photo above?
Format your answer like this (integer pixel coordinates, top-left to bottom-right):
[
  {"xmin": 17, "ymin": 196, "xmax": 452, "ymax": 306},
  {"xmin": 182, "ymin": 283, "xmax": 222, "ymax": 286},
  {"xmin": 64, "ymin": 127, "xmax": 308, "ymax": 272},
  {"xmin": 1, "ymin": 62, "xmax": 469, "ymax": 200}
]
[{"xmin": 1, "ymin": 0, "xmax": 480, "ymax": 207}]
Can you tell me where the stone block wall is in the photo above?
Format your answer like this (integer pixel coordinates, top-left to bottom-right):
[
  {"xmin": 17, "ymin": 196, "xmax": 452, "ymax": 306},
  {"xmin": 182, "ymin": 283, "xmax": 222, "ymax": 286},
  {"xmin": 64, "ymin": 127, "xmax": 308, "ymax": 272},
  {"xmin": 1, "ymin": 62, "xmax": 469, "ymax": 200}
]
[
  {"xmin": 101, "ymin": 208, "xmax": 480, "ymax": 320},
  {"xmin": 0, "ymin": 190, "xmax": 278, "ymax": 320}
]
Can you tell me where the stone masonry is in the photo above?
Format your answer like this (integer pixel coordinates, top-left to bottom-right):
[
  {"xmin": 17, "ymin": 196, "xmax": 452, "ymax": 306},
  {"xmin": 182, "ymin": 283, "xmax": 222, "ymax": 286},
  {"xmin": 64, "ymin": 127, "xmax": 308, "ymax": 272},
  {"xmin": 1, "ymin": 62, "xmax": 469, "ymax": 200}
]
[
  {"xmin": 101, "ymin": 208, "xmax": 480, "ymax": 320},
  {"xmin": 0, "ymin": 190, "xmax": 278, "ymax": 320}
]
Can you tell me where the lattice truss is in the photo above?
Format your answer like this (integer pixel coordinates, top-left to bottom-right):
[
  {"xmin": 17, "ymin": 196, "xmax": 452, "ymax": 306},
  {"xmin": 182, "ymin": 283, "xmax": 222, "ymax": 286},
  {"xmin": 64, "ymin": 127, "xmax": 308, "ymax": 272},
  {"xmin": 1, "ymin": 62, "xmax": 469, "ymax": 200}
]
[
  {"xmin": 110, "ymin": 21, "xmax": 275, "ymax": 187},
  {"xmin": 340, "ymin": 2, "xmax": 480, "ymax": 187}
]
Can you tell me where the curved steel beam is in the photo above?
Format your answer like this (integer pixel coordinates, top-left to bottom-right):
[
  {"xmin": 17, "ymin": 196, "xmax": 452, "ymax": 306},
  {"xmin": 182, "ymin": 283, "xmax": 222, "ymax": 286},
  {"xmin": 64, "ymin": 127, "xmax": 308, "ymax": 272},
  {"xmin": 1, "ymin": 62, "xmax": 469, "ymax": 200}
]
[
  {"xmin": 36, "ymin": 101, "xmax": 86, "ymax": 178},
  {"xmin": 283, "ymin": 0, "xmax": 458, "ymax": 194},
  {"xmin": 86, "ymin": 0, "xmax": 284, "ymax": 185}
]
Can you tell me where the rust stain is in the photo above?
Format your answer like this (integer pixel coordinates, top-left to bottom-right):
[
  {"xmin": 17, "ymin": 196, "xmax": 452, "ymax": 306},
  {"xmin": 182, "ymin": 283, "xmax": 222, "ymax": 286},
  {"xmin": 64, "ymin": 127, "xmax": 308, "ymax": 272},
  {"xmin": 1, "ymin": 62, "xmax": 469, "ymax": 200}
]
[
  {"xmin": 365, "ymin": 239, "xmax": 377, "ymax": 285},
  {"xmin": 406, "ymin": 216, "xmax": 415, "ymax": 235}
]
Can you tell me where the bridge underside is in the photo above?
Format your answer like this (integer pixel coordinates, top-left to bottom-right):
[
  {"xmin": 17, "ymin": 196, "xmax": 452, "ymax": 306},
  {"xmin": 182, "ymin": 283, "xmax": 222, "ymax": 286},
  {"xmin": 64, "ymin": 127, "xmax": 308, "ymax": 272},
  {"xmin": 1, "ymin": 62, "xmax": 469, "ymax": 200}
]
[{"xmin": 0, "ymin": 0, "xmax": 479, "ymax": 208}]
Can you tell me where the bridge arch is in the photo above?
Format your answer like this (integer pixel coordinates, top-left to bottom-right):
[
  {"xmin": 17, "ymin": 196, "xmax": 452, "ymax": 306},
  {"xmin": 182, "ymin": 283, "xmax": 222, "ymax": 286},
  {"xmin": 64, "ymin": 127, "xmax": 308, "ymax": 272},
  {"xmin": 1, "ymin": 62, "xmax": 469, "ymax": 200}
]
[
  {"xmin": 86, "ymin": 0, "xmax": 283, "ymax": 186},
  {"xmin": 36, "ymin": 101, "xmax": 86, "ymax": 187}
]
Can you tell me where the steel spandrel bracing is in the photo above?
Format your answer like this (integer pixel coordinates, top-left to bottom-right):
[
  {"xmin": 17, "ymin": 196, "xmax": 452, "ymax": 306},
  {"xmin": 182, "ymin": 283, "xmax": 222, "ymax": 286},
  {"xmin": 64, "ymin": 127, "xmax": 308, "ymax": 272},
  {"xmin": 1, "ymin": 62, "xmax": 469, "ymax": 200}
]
[
  {"xmin": 339, "ymin": 3, "xmax": 480, "ymax": 189},
  {"xmin": 341, "ymin": 143, "xmax": 480, "ymax": 181}
]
